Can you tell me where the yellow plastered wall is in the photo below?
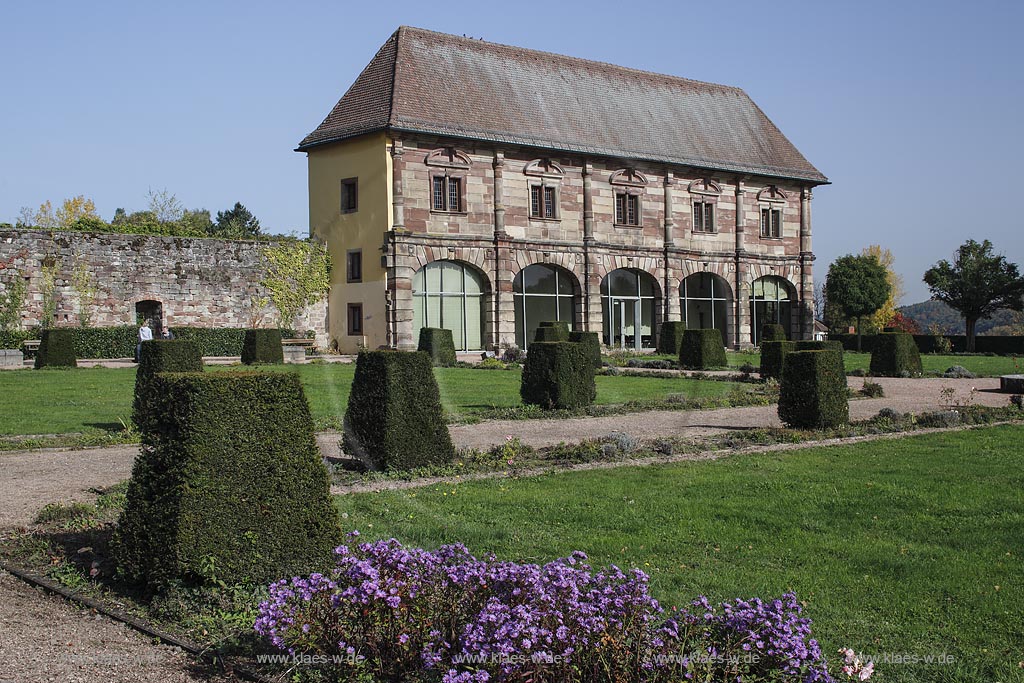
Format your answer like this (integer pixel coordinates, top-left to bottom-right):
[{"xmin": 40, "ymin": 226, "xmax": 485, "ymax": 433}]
[{"xmin": 307, "ymin": 132, "xmax": 392, "ymax": 353}]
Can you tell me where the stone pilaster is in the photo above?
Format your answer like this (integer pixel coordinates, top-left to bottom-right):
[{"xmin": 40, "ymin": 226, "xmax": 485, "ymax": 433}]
[
  {"xmin": 800, "ymin": 187, "xmax": 815, "ymax": 340},
  {"xmin": 390, "ymin": 139, "xmax": 405, "ymax": 230},
  {"xmin": 734, "ymin": 181, "xmax": 749, "ymax": 348},
  {"xmin": 492, "ymin": 152, "xmax": 508, "ymax": 349},
  {"xmin": 582, "ymin": 162, "xmax": 595, "ymax": 332},
  {"xmin": 663, "ymin": 173, "xmax": 678, "ymax": 323}
]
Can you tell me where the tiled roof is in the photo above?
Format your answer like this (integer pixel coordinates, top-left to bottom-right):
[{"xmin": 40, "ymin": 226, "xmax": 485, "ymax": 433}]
[{"xmin": 298, "ymin": 27, "xmax": 828, "ymax": 184}]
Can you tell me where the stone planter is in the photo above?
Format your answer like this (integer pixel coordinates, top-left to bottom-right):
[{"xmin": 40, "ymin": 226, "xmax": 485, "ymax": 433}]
[{"xmin": 0, "ymin": 349, "xmax": 24, "ymax": 367}]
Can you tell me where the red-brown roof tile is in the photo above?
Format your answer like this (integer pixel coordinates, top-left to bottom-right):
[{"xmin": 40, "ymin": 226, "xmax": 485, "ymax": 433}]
[{"xmin": 298, "ymin": 27, "xmax": 827, "ymax": 184}]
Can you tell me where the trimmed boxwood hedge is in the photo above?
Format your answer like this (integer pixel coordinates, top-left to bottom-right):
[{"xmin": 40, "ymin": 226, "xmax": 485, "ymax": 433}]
[
  {"xmin": 679, "ymin": 328, "xmax": 727, "ymax": 369},
  {"xmin": 657, "ymin": 321, "xmax": 687, "ymax": 355},
  {"xmin": 534, "ymin": 321, "xmax": 570, "ymax": 343},
  {"xmin": 568, "ymin": 330, "xmax": 602, "ymax": 369},
  {"xmin": 759, "ymin": 340, "xmax": 795, "ymax": 380},
  {"xmin": 242, "ymin": 329, "xmax": 284, "ymax": 365},
  {"xmin": 417, "ymin": 327, "xmax": 457, "ymax": 367},
  {"xmin": 795, "ymin": 340, "xmax": 845, "ymax": 353},
  {"xmin": 761, "ymin": 324, "xmax": 787, "ymax": 342},
  {"xmin": 521, "ymin": 341, "xmax": 596, "ymax": 409},
  {"xmin": 132, "ymin": 340, "xmax": 203, "ymax": 433},
  {"xmin": 870, "ymin": 332, "xmax": 923, "ymax": 376},
  {"xmin": 34, "ymin": 329, "xmax": 77, "ymax": 368},
  {"xmin": 0, "ymin": 330, "xmax": 35, "ymax": 351},
  {"xmin": 778, "ymin": 349, "xmax": 849, "ymax": 428},
  {"xmin": 343, "ymin": 350, "xmax": 454, "ymax": 471},
  {"xmin": 114, "ymin": 371, "xmax": 341, "ymax": 587}
]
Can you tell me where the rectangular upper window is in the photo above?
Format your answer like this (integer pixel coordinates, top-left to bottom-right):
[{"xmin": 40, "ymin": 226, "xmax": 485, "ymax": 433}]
[
  {"xmin": 760, "ymin": 208, "xmax": 782, "ymax": 238},
  {"xmin": 347, "ymin": 249, "xmax": 362, "ymax": 283},
  {"xmin": 530, "ymin": 185, "xmax": 558, "ymax": 219},
  {"xmin": 614, "ymin": 192, "xmax": 640, "ymax": 226},
  {"xmin": 340, "ymin": 178, "xmax": 358, "ymax": 214},
  {"xmin": 693, "ymin": 201, "xmax": 716, "ymax": 233},
  {"xmin": 431, "ymin": 175, "xmax": 462, "ymax": 212},
  {"xmin": 347, "ymin": 303, "xmax": 363, "ymax": 335}
]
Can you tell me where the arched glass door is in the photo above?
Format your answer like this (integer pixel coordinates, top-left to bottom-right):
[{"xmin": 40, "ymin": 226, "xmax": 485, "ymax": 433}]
[
  {"xmin": 750, "ymin": 276, "xmax": 794, "ymax": 345},
  {"xmin": 513, "ymin": 264, "xmax": 578, "ymax": 349},
  {"xmin": 680, "ymin": 273, "xmax": 730, "ymax": 341},
  {"xmin": 412, "ymin": 261, "xmax": 487, "ymax": 351},
  {"xmin": 601, "ymin": 269, "xmax": 657, "ymax": 350}
]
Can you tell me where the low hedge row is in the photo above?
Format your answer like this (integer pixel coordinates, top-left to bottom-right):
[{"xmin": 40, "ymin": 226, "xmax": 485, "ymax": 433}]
[
  {"xmin": 0, "ymin": 330, "xmax": 36, "ymax": 350},
  {"xmin": 418, "ymin": 328, "xmax": 457, "ymax": 367},
  {"xmin": 795, "ymin": 340, "xmax": 845, "ymax": 353},
  {"xmin": 657, "ymin": 321, "xmax": 687, "ymax": 355},
  {"xmin": 679, "ymin": 329, "xmax": 727, "ymax": 369},
  {"xmin": 869, "ymin": 332, "xmax": 923, "ymax": 377},
  {"xmin": 778, "ymin": 349, "xmax": 849, "ymax": 428},
  {"xmin": 343, "ymin": 351, "xmax": 454, "ymax": 471},
  {"xmin": 115, "ymin": 371, "xmax": 341, "ymax": 588},
  {"xmin": 829, "ymin": 333, "xmax": 1024, "ymax": 355},
  {"xmin": 521, "ymin": 341, "xmax": 596, "ymax": 409}
]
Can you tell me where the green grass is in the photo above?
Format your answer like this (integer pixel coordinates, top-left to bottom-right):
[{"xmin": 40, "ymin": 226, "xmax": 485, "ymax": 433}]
[
  {"xmin": 728, "ymin": 350, "xmax": 1022, "ymax": 376},
  {"xmin": 0, "ymin": 364, "xmax": 741, "ymax": 436},
  {"xmin": 335, "ymin": 426, "xmax": 1024, "ymax": 683}
]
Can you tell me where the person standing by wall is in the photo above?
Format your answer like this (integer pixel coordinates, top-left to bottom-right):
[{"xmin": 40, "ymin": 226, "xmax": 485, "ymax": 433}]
[{"xmin": 136, "ymin": 320, "xmax": 153, "ymax": 362}]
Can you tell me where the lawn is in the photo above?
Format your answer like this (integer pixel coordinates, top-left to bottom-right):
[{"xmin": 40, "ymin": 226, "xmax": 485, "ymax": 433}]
[
  {"xmin": 728, "ymin": 350, "xmax": 1022, "ymax": 376},
  {"xmin": 0, "ymin": 364, "xmax": 743, "ymax": 436},
  {"xmin": 335, "ymin": 425, "xmax": 1024, "ymax": 683}
]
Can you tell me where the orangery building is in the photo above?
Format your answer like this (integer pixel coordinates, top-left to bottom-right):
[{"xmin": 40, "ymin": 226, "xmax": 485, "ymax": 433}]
[{"xmin": 298, "ymin": 26, "xmax": 828, "ymax": 354}]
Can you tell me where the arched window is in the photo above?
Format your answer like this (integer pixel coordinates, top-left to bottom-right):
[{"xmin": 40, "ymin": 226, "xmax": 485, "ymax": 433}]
[
  {"xmin": 680, "ymin": 273, "xmax": 730, "ymax": 340},
  {"xmin": 513, "ymin": 264, "xmax": 578, "ymax": 349},
  {"xmin": 601, "ymin": 268, "xmax": 658, "ymax": 350},
  {"xmin": 413, "ymin": 261, "xmax": 487, "ymax": 351},
  {"xmin": 750, "ymin": 276, "xmax": 794, "ymax": 345}
]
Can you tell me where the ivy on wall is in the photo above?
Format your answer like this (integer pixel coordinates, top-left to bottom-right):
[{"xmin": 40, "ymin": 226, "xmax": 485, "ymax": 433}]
[{"xmin": 258, "ymin": 240, "xmax": 331, "ymax": 329}]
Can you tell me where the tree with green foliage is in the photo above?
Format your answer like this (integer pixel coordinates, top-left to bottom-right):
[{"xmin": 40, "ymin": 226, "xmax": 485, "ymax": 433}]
[
  {"xmin": 214, "ymin": 202, "xmax": 261, "ymax": 239},
  {"xmin": 258, "ymin": 240, "xmax": 331, "ymax": 328},
  {"xmin": 923, "ymin": 239, "xmax": 1024, "ymax": 352},
  {"xmin": 825, "ymin": 253, "xmax": 890, "ymax": 351}
]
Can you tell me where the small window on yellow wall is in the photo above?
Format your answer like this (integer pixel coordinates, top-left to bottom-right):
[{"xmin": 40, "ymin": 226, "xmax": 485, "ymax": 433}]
[
  {"xmin": 347, "ymin": 303, "xmax": 363, "ymax": 335},
  {"xmin": 347, "ymin": 250, "xmax": 362, "ymax": 282},
  {"xmin": 341, "ymin": 178, "xmax": 358, "ymax": 214}
]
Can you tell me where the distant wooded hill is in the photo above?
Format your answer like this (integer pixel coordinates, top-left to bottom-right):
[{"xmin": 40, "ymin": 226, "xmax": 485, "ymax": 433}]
[{"xmin": 900, "ymin": 300, "xmax": 1023, "ymax": 335}]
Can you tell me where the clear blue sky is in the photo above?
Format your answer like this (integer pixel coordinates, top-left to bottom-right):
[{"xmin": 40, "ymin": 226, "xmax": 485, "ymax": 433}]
[{"xmin": 2, "ymin": 0, "xmax": 1021, "ymax": 303}]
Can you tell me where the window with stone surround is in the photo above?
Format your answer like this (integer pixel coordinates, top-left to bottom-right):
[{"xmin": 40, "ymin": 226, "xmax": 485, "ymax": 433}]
[
  {"xmin": 688, "ymin": 178, "xmax": 721, "ymax": 234},
  {"xmin": 760, "ymin": 208, "xmax": 782, "ymax": 238},
  {"xmin": 347, "ymin": 303, "xmax": 363, "ymax": 336},
  {"xmin": 610, "ymin": 168, "xmax": 647, "ymax": 227},
  {"xmin": 614, "ymin": 192, "xmax": 640, "ymax": 226},
  {"xmin": 530, "ymin": 185, "xmax": 558, "ymax": 219},
  {"xmin": 757, "ymin": 186, "xmax": 788, "ymax": 239},
  {"xmin": 340, "ymin": 178, "xmax": 358, "ymax": 214},
  {"xmin": 692, "ymin": 201, "xmax": 716, "ymax": 233},
  {"xmin": 431, "ymin": 174, "xmax": 463, "ymax": 213}
]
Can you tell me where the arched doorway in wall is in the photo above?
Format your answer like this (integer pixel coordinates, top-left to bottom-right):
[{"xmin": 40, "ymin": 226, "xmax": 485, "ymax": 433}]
[
  {"xmin": 135, "ymin": 300, "xmax": 163, "ymax": 336},
  {"xmin": 601, "ymin": 268, "xmax": 659, "ymax": 351},
  {"xmin": 412, "ymin": 260, "xmax": 489, "ymax": 352},
  {"xmin": 513, "ymin": 263, "xmax": 579, "ymax": 350},
  {"xmin": 750, "ymin": 276, "xmax": 795, "ymax": 345},
  {"xmin": 680, "ymin": 272, "xmax": 731, "ymax": 342}
]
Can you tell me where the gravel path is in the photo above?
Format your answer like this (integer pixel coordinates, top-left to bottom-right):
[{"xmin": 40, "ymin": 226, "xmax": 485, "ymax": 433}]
[{"xmin": 0, "ymin": 570, "xmax": 227, "ymax": 683}]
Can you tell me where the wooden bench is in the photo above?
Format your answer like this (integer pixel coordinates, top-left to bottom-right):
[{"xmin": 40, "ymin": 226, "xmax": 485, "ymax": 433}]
[
  {"xmin": 22, "ymin": 340, "xmax": 40, "ymax": 353},
  {"xmin": 282, "ymin": 338, "xmax": 316, "ymax": 364}
]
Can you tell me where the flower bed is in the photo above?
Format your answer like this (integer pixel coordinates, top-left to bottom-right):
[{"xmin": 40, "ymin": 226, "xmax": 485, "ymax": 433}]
[{"xmin": 255, "ymin": 534, "xmax": 837, "ymax": 682}]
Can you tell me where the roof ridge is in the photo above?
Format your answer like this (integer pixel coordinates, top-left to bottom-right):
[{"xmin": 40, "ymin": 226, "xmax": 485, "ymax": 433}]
[{"xmin": 396, "ymin": 25, "xmax": 746, "ymax": 95}]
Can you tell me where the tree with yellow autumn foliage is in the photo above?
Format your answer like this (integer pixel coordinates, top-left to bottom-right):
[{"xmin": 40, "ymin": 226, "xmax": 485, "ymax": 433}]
[
  {"xmin": 55, "ymin": 196, "xmax": 98, "ymax": 227},
  {"xmin": 861, "ymin": 245, "xmax": 904, "ymax": 329}
]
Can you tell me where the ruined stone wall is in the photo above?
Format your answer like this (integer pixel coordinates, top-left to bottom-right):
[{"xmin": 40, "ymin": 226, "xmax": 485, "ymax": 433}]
[{"xmin": 0, "ymin": 230, "xmax": 327, "ymax": 345}]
